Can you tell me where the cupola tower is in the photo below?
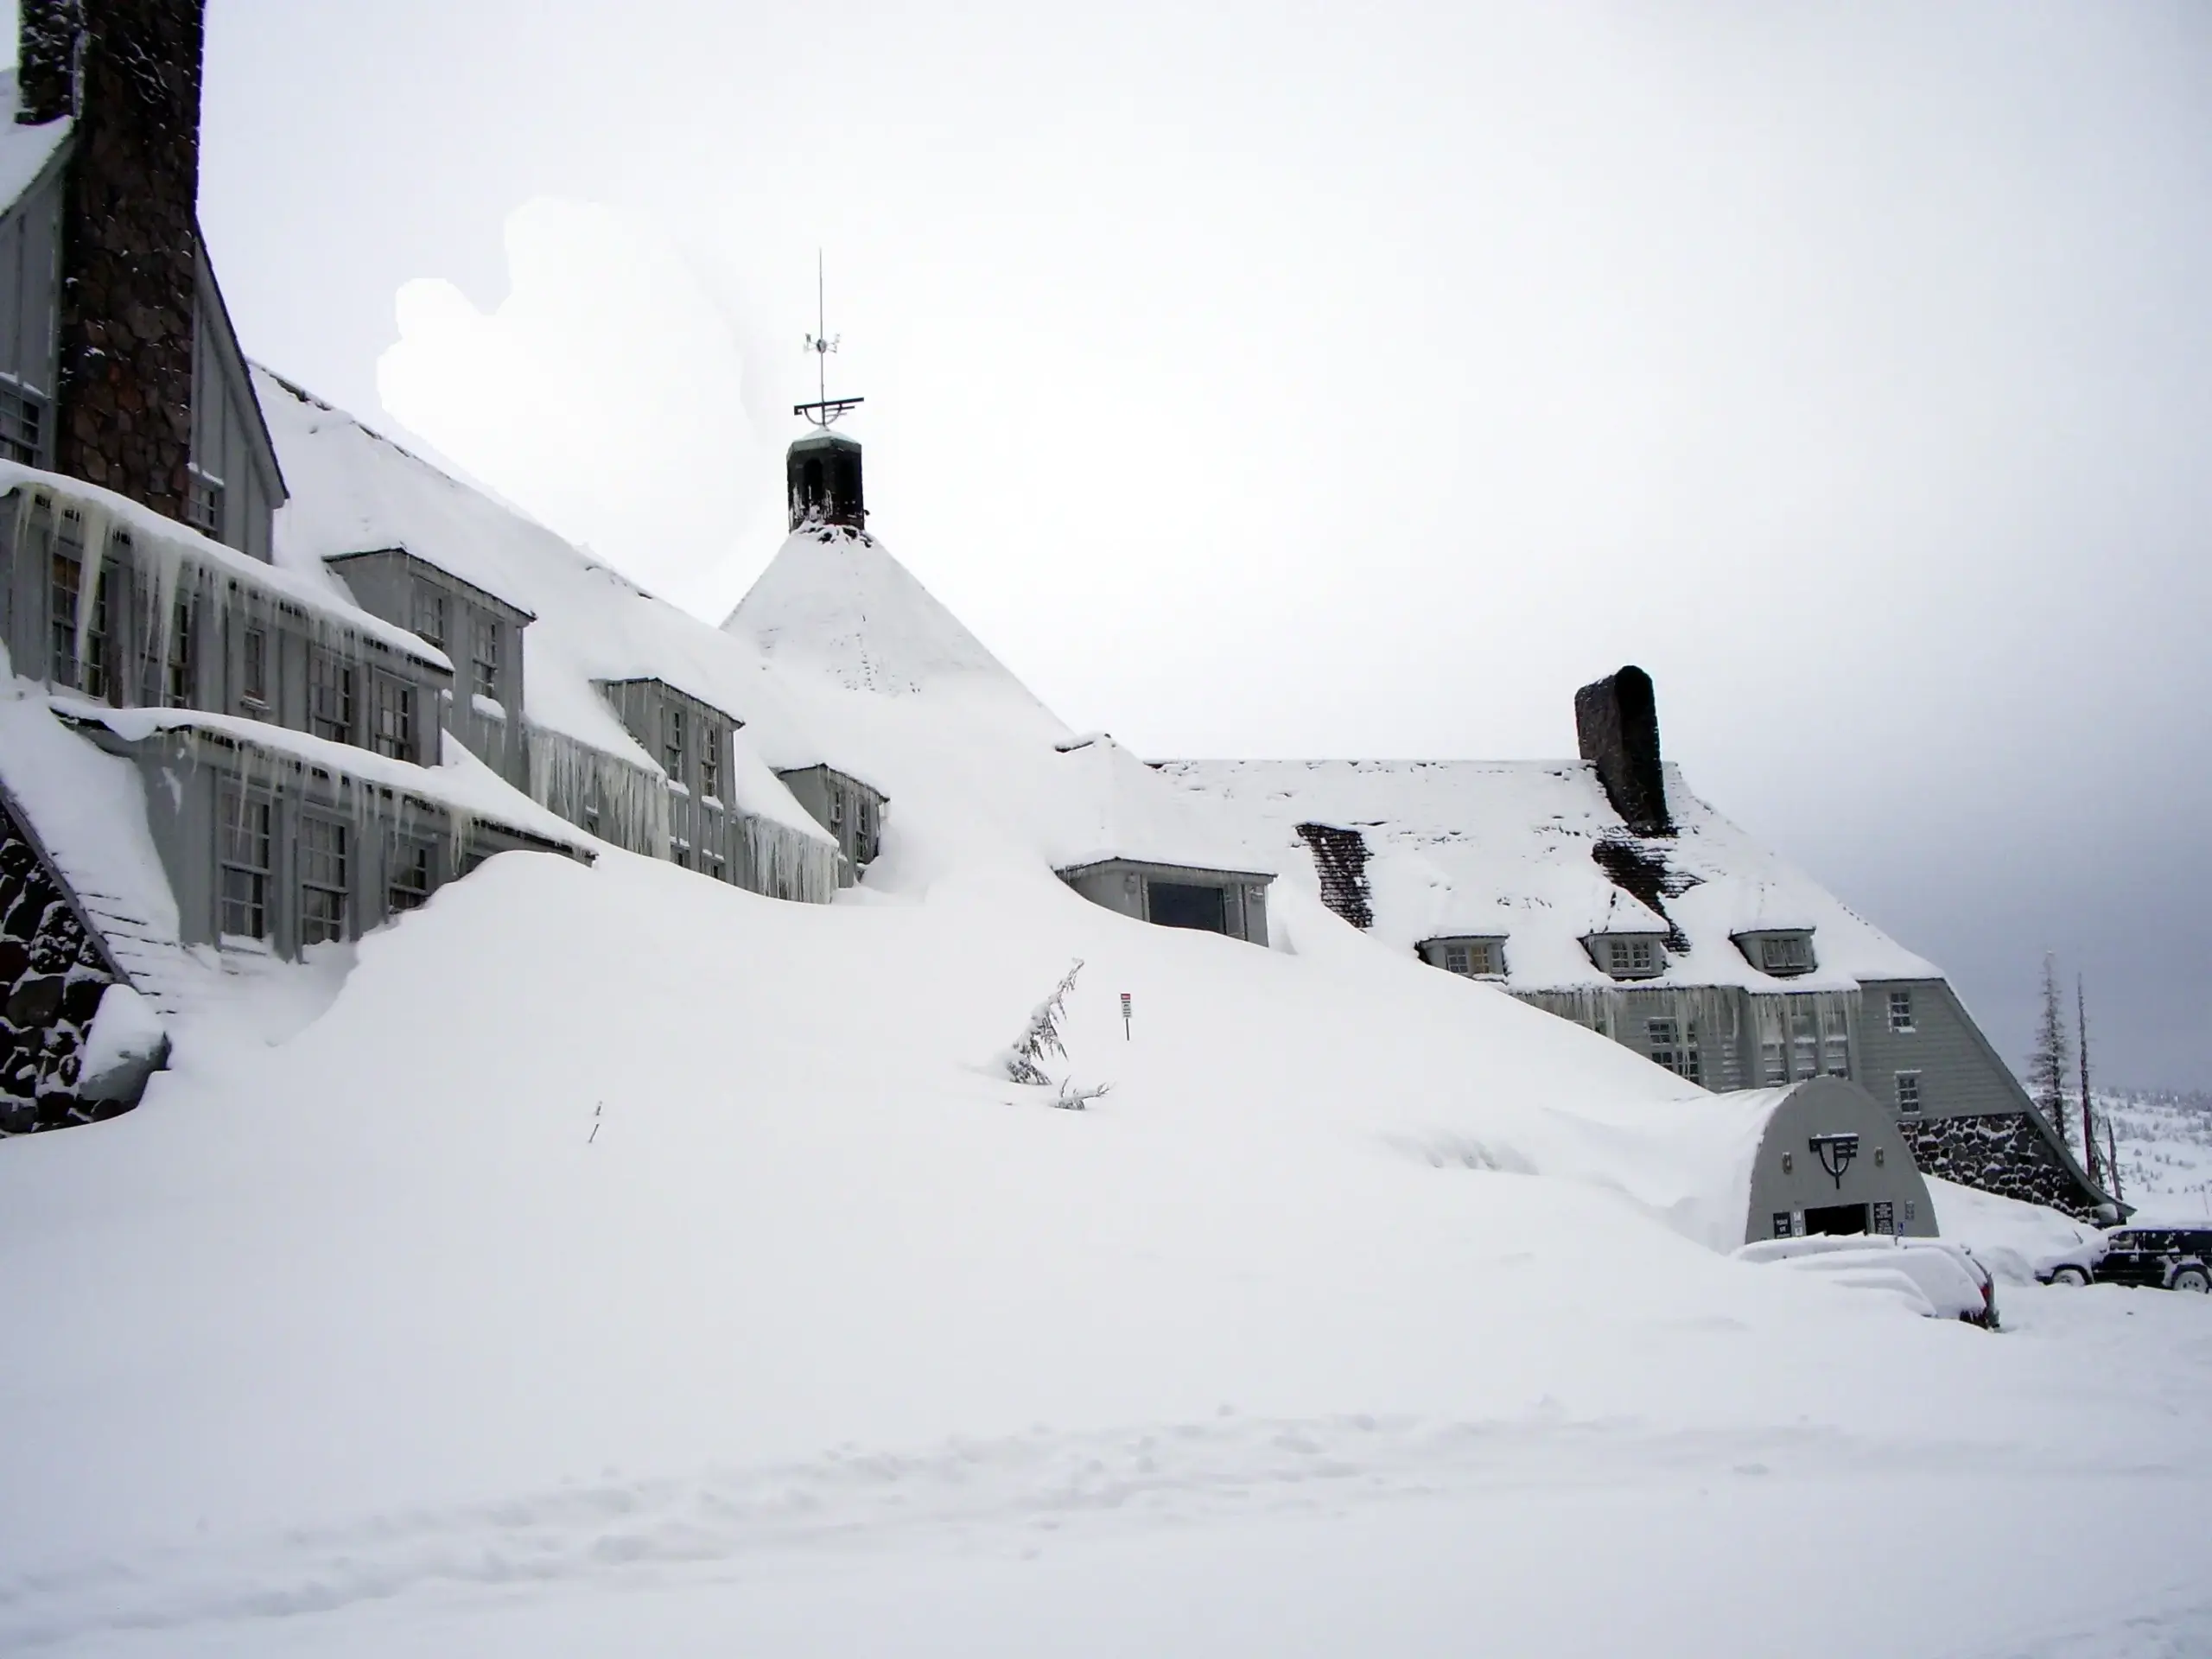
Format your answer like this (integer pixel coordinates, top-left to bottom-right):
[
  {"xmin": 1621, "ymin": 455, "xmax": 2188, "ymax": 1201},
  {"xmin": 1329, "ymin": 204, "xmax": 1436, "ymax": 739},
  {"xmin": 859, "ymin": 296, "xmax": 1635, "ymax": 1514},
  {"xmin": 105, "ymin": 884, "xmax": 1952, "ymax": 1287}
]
[{"xmin": 787, "ymin": 255, "xmax": 866, "ymax": 532}]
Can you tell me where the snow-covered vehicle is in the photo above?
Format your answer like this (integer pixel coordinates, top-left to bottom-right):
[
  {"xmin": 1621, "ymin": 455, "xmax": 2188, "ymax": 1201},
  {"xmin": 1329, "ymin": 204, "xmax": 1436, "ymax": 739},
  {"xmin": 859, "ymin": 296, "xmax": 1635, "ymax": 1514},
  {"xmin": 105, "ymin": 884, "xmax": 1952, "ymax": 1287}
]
[
  {"xmin": 2092, "ymin": 1226, "xmax": 2212, "ymax": 1293},
  {"xmin": 2032, "ymin": 1232, "xmax": 2110, "ymax": 1287},
  {"xmin": 1734, "ymin": 1235, "xmax": 1999, "ymax": 1328}
]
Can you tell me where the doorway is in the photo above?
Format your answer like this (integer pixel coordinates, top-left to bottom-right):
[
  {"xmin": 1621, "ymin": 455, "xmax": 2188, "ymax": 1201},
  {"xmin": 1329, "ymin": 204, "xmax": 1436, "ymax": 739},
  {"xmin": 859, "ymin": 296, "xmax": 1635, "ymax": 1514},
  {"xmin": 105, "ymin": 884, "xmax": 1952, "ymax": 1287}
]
[{"xmin": 1803, "ymin": 1203, "xmax": 1870, "ymax": 1236}]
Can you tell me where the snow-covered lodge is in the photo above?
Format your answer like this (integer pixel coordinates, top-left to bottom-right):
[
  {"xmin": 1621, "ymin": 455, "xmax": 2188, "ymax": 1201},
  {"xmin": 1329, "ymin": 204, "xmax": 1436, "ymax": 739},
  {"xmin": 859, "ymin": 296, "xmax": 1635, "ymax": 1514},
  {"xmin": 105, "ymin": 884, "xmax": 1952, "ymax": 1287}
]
[
  {"xmin": 1159, "ymin": 667, "xmax": 2115, "ymax": 1217},
  {"xmin": 0, "ymin": 0, "xmax": 2114, "ymax": 1229}
]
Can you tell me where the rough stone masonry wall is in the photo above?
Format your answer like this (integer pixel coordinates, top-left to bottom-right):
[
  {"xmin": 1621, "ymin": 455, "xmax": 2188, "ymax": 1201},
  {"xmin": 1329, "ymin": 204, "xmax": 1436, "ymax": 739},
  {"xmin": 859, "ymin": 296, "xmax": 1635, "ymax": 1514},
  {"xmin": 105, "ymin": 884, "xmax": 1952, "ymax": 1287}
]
[
  {"xmin": 0, "ymin": 795, "xmax": 122, "ymax": 1135},
  {"xmin": 52, "ymin": 0, "xmax": 206, "ymax": 518},
  {"xmin": 1901, "ymin": 1112, "xmax": 2101, "ymax": 1221}
]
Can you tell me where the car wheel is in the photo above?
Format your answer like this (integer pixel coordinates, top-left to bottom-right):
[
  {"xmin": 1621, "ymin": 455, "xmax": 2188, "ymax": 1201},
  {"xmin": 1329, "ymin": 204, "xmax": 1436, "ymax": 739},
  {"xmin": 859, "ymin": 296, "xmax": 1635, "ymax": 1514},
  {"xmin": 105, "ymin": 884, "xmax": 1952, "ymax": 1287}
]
[
  {"xmin": 2049, "ymin": 1265, "xmax": 2091, "ymax": 1287},
  {"xmin": 2171, "ymin": 1266, "xmax": 2211, "ymax": 1294}
]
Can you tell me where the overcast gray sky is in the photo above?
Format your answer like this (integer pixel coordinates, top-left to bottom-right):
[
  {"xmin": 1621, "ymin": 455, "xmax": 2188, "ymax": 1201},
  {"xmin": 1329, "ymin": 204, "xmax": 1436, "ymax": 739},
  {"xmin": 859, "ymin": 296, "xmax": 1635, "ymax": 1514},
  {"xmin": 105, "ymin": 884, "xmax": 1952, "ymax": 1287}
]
[{"xmin": 48, "ymin": 1, "xmax": 2212, "ymax": 1084}]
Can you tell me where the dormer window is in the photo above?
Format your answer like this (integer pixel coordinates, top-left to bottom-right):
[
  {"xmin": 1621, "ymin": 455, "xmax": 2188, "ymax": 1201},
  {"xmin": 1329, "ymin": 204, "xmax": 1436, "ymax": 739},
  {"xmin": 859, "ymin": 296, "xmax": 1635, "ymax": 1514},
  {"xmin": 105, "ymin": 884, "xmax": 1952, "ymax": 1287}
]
[
  {"xmin": 1427, "ymin": 937, "xmax": 1508, "ymax": 978},
  {"xmin": 1737, "ymin": 931, "xmax": 1816, "ymax": 978},
  {"xmin": 412, "ymin": 586, "xmax": 447, "ymax": 648},
  {"xmin": 1592, "ymin": 935, "xmax": 1665, "ymax": 979}
]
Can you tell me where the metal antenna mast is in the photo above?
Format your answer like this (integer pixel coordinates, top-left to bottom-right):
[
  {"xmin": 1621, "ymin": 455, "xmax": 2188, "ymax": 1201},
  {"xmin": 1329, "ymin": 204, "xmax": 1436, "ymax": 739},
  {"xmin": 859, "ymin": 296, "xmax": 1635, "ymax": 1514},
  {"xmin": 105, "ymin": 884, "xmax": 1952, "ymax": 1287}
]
[{"xmin": 797, "ymin": 250, "xmax": 864, "ymax": 429}]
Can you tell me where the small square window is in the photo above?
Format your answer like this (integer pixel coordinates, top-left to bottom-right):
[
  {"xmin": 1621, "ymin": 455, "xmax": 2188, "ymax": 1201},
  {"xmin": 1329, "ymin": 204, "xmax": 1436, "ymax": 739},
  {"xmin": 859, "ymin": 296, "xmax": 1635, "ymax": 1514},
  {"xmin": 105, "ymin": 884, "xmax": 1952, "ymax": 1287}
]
[
  {"xmin": 1895, "ymin": 1071, "xmax": 1923, "ymax": 1114},
  {"xmin": 1600, "ymin": 937, "xmax": 1660, "ymax": 977},
  {"xmin": 1889, "ymin": 989, "xmax": 1916, "ymax": 1034},
  {"xmin": 1445, "ymin": 944, "xmax": 1471, "ymax": 975}
]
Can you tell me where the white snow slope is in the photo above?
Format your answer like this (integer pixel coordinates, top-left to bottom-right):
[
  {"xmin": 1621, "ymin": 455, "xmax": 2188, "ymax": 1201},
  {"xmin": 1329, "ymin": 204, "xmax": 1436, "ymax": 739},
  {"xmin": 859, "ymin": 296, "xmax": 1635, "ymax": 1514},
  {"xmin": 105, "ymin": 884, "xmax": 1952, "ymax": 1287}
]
[{"xmin": 1, "ymin": 481, "xmax": 2207, "ymax": 1658}]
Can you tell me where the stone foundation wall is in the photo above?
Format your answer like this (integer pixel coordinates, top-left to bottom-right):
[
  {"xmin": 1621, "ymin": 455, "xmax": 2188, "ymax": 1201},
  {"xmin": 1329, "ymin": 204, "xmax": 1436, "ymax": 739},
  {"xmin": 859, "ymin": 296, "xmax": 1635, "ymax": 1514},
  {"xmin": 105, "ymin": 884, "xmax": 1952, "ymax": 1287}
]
[
  {"xmin": 0, "ymin": 795, "xmax": 124, "ymax": 1135},
  {"xmin": 1901, "ymin": 1112, "xmax": 2101, "ymax": 1220}
]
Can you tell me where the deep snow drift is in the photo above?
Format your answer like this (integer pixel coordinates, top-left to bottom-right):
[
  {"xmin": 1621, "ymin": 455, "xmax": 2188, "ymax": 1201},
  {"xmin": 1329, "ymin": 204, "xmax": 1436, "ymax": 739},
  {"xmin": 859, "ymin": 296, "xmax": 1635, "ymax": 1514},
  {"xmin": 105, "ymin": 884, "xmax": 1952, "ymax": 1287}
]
[{"xmin": 2, "ymin": 464, "xmax": 2207, "ymax": 1656}]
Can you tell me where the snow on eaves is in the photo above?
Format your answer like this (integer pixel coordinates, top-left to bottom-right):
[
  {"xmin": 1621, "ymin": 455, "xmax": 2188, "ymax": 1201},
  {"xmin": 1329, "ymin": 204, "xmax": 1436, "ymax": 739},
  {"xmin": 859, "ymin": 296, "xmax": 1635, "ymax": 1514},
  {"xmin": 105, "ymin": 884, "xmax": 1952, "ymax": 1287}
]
[
  {"xmin": 53, "ymin": 697, "xmax": 596, "ymax": 857},
  {"xmin": 1155, "ymin": 758, "xmax": 1939, "ymax": 989},
  {"xmin": 250, "ymin": 367, "xmax": 834, "ymax": 843},
  {"xmin": 0, "ymin": 461, "xmax": 450, "ymax": 673}
]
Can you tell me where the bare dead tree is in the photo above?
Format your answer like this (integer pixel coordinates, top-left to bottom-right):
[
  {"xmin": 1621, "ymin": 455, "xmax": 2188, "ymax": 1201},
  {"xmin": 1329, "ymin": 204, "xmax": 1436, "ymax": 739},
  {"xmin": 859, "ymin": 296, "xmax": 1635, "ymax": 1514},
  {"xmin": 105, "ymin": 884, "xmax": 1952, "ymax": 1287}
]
[
  {"xmin": 2077, "ymin": 975, "xmax": 2101, "ymax": 1186},
  {"xmin": 1002, "ymin": 959, "xmax": 1084, "ymax": 1087}
]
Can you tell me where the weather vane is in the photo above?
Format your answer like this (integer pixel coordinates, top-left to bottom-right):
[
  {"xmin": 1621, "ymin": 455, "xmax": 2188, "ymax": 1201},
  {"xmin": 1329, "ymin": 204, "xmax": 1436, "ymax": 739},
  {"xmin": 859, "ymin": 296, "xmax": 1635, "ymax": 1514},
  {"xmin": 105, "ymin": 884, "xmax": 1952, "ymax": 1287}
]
[{"xmin": 796, "ymin": 250, "xmax": 864, "ymax": 429}]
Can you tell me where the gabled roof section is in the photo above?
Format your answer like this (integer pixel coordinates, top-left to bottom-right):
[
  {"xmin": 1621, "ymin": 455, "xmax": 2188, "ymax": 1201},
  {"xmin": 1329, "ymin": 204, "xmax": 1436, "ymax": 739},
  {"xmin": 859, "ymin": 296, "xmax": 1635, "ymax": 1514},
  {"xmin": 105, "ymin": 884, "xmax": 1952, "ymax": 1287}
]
[
  {"xmin": 323, "ymin": 545, "xmax": 537, "ymax": 624},
  {"xmin": 0, "ymin": 71, "xmax": 72, "ymax": 219}
]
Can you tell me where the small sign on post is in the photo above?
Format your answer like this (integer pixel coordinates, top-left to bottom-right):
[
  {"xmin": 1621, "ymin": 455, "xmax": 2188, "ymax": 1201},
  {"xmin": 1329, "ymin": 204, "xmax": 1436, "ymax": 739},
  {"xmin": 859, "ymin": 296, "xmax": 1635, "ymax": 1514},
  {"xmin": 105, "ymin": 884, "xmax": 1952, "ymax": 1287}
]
[{"xmin": 1121, "ymin": 992, "xmax": 1132, "ymax": 1041}]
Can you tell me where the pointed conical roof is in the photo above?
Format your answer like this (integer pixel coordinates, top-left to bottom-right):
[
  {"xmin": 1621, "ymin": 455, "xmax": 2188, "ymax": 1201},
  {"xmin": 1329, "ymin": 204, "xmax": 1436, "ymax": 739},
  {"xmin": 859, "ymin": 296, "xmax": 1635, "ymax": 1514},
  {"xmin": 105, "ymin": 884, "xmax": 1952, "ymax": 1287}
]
[{"xmin": 723, "ymin": 524, "xmax": 1040, "ymax": 706}]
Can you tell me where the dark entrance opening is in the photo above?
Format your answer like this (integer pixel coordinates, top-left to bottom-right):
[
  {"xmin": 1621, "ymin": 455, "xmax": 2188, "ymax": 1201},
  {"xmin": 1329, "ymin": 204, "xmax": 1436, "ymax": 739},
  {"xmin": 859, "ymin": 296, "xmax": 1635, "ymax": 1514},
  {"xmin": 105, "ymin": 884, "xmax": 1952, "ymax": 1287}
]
[
  {"xmin": 1803, "ymin": 1203, "xmax": 1870, "ymax": 1236},
  {"xmin": 1148, "ymin": 880, "xmax": 1228, "ymax": 934},
  {"xmin": 802, "ymin": 457, "xmax": 825, "ymax": 512}
]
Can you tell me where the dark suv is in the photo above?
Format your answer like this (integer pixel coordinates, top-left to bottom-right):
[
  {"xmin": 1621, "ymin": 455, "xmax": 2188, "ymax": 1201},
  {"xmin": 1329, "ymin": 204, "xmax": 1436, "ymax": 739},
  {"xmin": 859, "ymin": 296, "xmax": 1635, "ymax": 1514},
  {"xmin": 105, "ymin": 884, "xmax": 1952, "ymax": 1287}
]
[{"xmin": 2094, "ymin": 1227, "xmax": 2212, "ymax": 1293}]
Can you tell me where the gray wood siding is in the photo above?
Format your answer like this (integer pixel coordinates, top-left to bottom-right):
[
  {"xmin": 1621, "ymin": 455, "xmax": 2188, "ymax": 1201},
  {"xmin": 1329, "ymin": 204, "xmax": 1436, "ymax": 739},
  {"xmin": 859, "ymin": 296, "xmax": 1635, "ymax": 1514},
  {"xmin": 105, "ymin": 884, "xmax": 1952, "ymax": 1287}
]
[
  {"xmin": 325, "ymin": 550, "xmax": 531, "ymax": 789},
  {"xmin": 1057, "ymin": 858, "xmax": 1272, "ymax": 946},
  {"xmin": 0, "ymin": 149, "xmax": 65, "ymax": 451},
  {"xmin": 1854, "ymin": 977, "xmax": 2040, "ymax": 1124},
  {"xmin": 776, "ymin": 763, "xmax": 887, "ymax": 884},
  {"xmin": 188, "ymin": 245, "xmax": 284, "ymax": 563}
]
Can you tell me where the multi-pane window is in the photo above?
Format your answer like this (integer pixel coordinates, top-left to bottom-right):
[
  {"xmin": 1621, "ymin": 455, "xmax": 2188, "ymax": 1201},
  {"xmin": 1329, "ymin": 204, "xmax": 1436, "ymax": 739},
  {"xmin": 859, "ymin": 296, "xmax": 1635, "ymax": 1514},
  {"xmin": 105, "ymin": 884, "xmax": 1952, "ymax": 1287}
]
[
  {"xmin": 1648, "ymin": 1017, "xmax": 1702, "ymax": 1084},
  {"xmin": 1760, "ymin": 1034, "xmax": 1787, "ymax": 1085},
  {"xmin": 662, "ymin": 705, "xmax": 685, "ymax": 779},
  {"xmin": 1888, "ymin": 990, "xmax": 1916, "ymax": 1034},
  {"xmin": 471, "ymin": 618, "xmax": 499, "ymax": 701},
  {"xmin": 371, "ymin": 675, "xmax": 414, "ymax": 760},
  {"xmin": 858, "ymin": 796, "xmax": 873, "ymax": 838},
  {"xmin": 299, "ymin": 817, "xmax": 349, "ymax": 945},
  {"xmin": 241, "ymin": 624, "xmax": 269, "ymax": 709},
  {"xmin": 828, "ymin": 787, "xmax": 844, "ymax": 825},
  {"xmin": 1445, "ymin": 943, "xmax": 1471, "ymax": 975},
  {"xmin": 1821, "ymin": 1007, "xmax": 1851, "ymax": 1078},
  {"xmin": 185, "ymin": 474, "xmax": 224, "ymax": 540},
  {"xmin": 412, "ymin": 586, "xmax": 447, "ymax": 649},
  {"xmin": 1603, "ymin": 937, "xmax": 1660, "ymax": 977},
  {"xmin": 157, "ymin": 596, "xmax": 194, "ymax": 708},
  {"xmin": 1759, "ymin": 936, "xmax": 1813, "ymax": 976},
  {"xmin": 218, "ymin": 782, "xmax": 273, "ymax": 941},
  {"xmin": 388, "ymin": 839, "xmax": 434, "ymax": 913},
  {"xmin": 702, "ymin": 849, "xmax": 727, "ymax": 883},
  {"xmin": 309, "ymin": 652, "xmax": 355, "ymax": 743},
  {"xmin": 0, "ymin": 381, "xmax": 45, "ymax": 462},
  {"xmin": 1790, "ymin": 1007, "xmax": 1818, "ymax": 1078},
  {"xmin": 1895, "ymin": 1072, "xmax": 1923, "ymax": 1114},
  {"xmin": 48, "ymin": 545, "xmax": 110, "ymax": 698},
  {"xmin": 698, "ymin": 725, "xmax": 721, "ymax": 800}
]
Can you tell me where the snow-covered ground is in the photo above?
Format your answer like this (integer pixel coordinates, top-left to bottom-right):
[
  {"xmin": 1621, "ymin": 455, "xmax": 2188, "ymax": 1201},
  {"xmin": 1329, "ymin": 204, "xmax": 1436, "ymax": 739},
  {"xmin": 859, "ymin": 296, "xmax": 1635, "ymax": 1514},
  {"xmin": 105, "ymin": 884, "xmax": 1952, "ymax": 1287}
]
[
  {"xmin": 1, "ymin": 847, "xmax": 2208, "ymax": 1657},
  {"xmin": 2, "ymin": 440, "xmax": 2207, "ymax": 1656},
  {"xmin": 2104, "ymin": 1089, "xmax": 2212, "ymax": 1218}
]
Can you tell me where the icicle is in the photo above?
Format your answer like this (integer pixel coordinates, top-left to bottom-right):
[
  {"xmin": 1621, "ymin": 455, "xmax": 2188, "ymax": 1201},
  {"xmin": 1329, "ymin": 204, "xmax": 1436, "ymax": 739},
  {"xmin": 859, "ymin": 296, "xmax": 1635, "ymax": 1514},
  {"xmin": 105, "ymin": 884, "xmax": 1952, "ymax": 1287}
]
[{"xmin": 72, "ymin": 499, "xmax": 112, "ymax": 688}]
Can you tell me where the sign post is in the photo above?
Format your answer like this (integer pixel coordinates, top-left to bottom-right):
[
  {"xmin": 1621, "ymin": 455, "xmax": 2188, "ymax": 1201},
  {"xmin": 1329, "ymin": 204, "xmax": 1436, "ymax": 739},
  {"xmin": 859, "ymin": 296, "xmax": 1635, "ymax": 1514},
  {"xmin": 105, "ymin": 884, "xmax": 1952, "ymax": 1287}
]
[{"xmin": 1121, "ymin": 992, "xmax": 1132, "ymax": 1041}]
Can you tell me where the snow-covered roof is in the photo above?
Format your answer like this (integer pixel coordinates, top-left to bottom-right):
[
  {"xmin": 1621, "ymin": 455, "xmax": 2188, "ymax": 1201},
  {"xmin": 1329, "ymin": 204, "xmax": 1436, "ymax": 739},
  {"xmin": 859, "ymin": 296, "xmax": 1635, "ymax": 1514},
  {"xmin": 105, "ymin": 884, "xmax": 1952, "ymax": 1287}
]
[
  {"xmin": 1155, "ymin": 759, "xmax": 1939, "ymax": 990},
  {"xmin": 726, "ymin": 522, "xmax": 1048, "ymax": 707},
  {"xmin": 53, "ymin": 698, "xmax": 597, "ymax": 857},
  {"xmin": 0, "ymin": 461, "xmax": 450, "ymax": 673},
  {"xmin": 0, "ymin": 73, "xmax": 70, "ymax": 219},
  {"xmin": 251, "ymin": 368, "xmax": 832, "ymax": 845}
]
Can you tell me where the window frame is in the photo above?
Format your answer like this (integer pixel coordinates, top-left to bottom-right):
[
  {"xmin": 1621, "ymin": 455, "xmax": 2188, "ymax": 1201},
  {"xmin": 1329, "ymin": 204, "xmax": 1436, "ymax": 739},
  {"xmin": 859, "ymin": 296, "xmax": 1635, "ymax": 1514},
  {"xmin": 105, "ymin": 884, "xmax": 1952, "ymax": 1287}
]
[
  {"xmin": 662, "ymin": 704, "xmax": 685, "ymax": 781},
  {"xmin": 308, "ymin": 650, "xmax": 356, "ymax": 745},
  {"xmin": 698, "ymin": 723, "xmax": 721, "ymax": 801},
  {"xmin": 1888, "ymin": 989, "xmax": 1916, "ymax": 1034},
  {"xmin": 412, "ymin": 584, "xmax": 448, "ymax": 650},
  {"xmin": 217, "ymin": 779, "xmax": 275, "ymax": 944},
  {"xmin": 185, "ymin": 471, "xmax": 225, "ymax": 541},
  {"xmin": 297, "ymin": 814, "xmax": 351, "ymax": 947},
  {"xmin": 470, "ymin": 615, "xmax": 499, "ymax": 702},
  {"xmin": 387, "ymin": 836, "xmax": 435, "ymax": 915},
  {"xmin": 48, "ymin": 538, "xmax": 111, "ymax": 699},
  {"xmin": 240, "ymin": 619, "xmax": 270, "ymax": 710},
  {"xmin": 370, "ymin": 673, "xmax": 415, "ymax": 761},
  {"xmin": 0, "ymin": 380, "xmax": 45, "ymax": 463},
  {"xmin": 1895, "ymin": 1071, "xmax": 1923, "ymax": 1115}
]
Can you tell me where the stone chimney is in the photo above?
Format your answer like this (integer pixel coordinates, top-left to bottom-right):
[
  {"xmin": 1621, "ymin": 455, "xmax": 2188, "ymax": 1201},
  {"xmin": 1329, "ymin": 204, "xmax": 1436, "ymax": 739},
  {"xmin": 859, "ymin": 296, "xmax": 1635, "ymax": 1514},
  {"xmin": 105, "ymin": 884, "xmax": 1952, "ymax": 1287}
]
[
  {"xmin": 16, "ymin": 1, "xmax": 84, "ymax": 127},
  {"xmin": 42, "ymin": 0, "xmax": 207, "ymax": 519},
  {"xmin": 1574, "ymin": 664, "xmax": 1674, "ymax": 836}
]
